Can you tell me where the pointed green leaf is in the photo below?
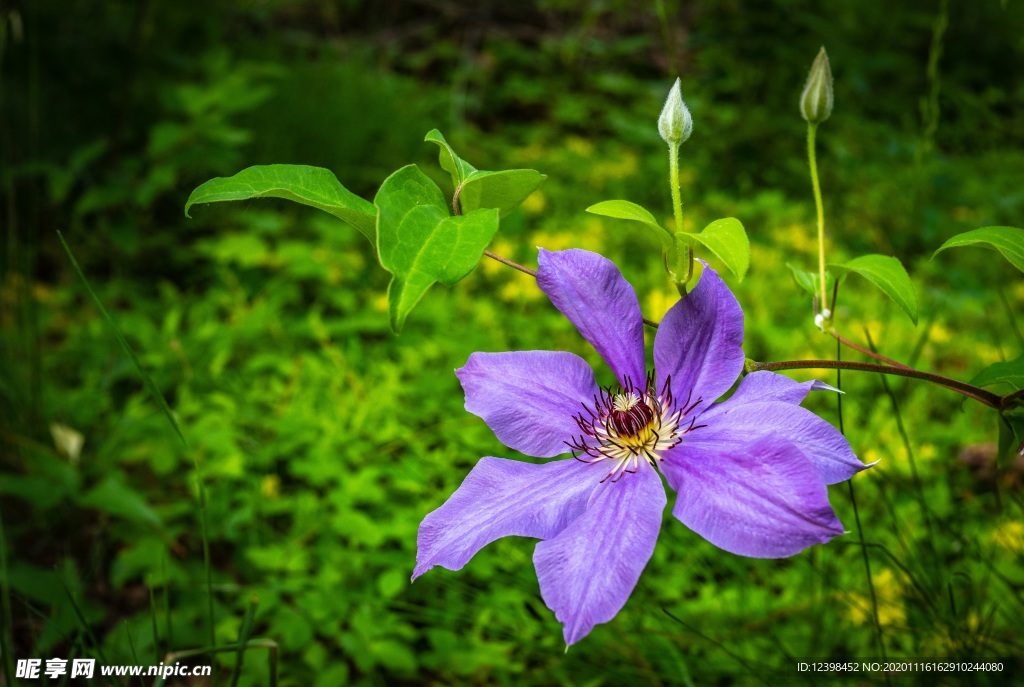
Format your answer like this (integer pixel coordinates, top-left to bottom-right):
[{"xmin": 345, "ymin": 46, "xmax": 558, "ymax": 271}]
[
  {"xmin": 969, "ymin": 354, "xmax": 1024, "ymax": 391},
  {"xmin": 586, "ymin": 200, "xmax": 671, "ymax": 251},
  {"xmin": 831, "ymin": 254, "xmax": 918, "ymax": 324},
  {"xmin": 932, "ymin": 226, "xmax": 1024, "ymax": 273},
  {"xmin": 458, "ymin": 169, "xmax": 547, "ymax": 218},
  {"xmin": 375, "ymin": 165, "xmax": 499, "ymax": 333},
  {"xmin": 424, "ymin": 129, "xmax": 477, "ymax": 188},
  {"xmin": 425, "ymin": 130, "xmax": 545, "ymax": 218},
  {"xmin": 690, "ymin": 218, "xmax": 750, "ymax": 281},
  {"xmin": 185, "ymin": 164, "xmax": 377, "ymax": 242},
  {"xmin": 786, "ymin": 263, "xmax": 836, "ymax": 299}
]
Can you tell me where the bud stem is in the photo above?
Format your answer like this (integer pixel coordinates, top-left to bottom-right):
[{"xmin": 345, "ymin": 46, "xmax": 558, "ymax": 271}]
[
  {"xmin": 806, "ymin": 123, "xmax": 828, "ymax": 317},
  {"xmin": 668, "ymin": 143, "xmax": 691, "ymax": 290}
]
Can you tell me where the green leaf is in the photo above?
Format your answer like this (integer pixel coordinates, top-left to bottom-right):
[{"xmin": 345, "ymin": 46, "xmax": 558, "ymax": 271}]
[
  {"xmin": 969, "ymin": 354, "xmax": 1024, "ymax": 391},
  {"xmin": 586, "ymin": 200, "xmax": 671, "ymax": 251},
  {"xmin": 831, "ymin": 254, "xmax": 918, "ymax": 324},
  {"xmin": 786, "ymin": 263, "xmax": 837, "ymax": 300},
  {"xmin": 424, "ymin": 129, "xmax": 477, "ymax": 187},
  {"xmin": 932, "ymin": 226, "xmax": 1024, "ymax": 273},
  {"xmin": 459, "ymin": 169, "xmax": 547, "ymax": 218},
  {"xmin": 79, "ymin": 476, "xmax": 162, "ymax": 529},
  {"xmin": 375, "ymin": 165, "xmax": 499, "ymax": 333},
  {"xmin": 185, "ymin": 164, "xmax": 377, "ymax": 242},
  {"xmin": 425, "ymin": 130, "xmax": 545, "ymax": 218},
  {"xmin": 690, "ymin": 218, "xmax": 750, "ymax": 281}
]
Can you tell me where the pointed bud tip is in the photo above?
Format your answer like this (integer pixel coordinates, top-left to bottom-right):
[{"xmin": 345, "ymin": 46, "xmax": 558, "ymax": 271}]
[
  {"xmin": 658, "ymin": 77, "xmax": 693, "ymax": 146},
  {"xmin": 800, "ymin": 46, "xmax": 834, "ymax": 124}
]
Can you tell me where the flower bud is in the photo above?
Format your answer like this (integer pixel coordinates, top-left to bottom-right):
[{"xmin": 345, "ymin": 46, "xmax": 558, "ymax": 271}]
[
  {"xmin": 800, "ymin": 47, "xmax": 834, "ymax": 124},
  {"xmin": 658, "ymin": 78, "xmax": 693, "ymax": 146}
]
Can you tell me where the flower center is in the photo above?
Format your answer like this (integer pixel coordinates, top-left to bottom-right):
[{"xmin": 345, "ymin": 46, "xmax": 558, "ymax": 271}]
[
  {"xmin": 608, "ymin": 392, "xmax": 655, "ymax": 438},
  {"xmin": 567, "ymin": 372, "xmax": 705, "ymax": 482}
]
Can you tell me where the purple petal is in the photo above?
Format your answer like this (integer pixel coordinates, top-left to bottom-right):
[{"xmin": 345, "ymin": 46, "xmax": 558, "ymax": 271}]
[
  {"xmin": 457, "ymin": 351, "xmax": 598, "ymax": 458},
  {"xmin": 533, "ymin": 464, "xmax": 666, "ymax": 645},
  {"xmin": 414, "ymin": 457, "xmax": 604, "ymax": 579},
  {"xmin": 655, "ymin": 263, "xmax": 744, "ymax": 408},
  {"xmin": 728, "ymin": 370, "xmax": 839, "ymax": 406},
  {"xmin": 536, "ymin": 249, "xmax": 646, "ymax": 387},
  {"xmin": 692, "ymin": 400, "xmax": 867, "ymax": 484},
  {"xmin": 660, "ymin": 435, "xmax": 844, "ymax": 558}
]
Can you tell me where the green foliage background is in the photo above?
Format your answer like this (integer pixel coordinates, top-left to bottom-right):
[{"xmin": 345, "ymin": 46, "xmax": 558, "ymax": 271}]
[{"xmin": 2, "ymin": 1, "xmax": 1023, "ymax": 684}]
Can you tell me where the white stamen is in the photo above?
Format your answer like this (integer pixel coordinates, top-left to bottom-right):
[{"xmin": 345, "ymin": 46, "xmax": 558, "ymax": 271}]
[{"xmin": 612, "ymin": 391, "xmax": 640, "ymax": 412}]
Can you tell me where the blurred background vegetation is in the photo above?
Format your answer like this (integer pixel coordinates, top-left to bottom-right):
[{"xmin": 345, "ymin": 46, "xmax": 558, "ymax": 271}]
[{"xmin": 2, "ymin": 0, "xmax": 1023, "ymax": 684}]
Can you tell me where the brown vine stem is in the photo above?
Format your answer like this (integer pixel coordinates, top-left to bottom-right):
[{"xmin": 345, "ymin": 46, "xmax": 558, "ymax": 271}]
[
  {"xmin": 483, "ymin": 249, "xmax": 536, "ymax": 277},
  {"xmin": 831, "ymin": 330, "xmax": 911, "ymax": 369},
  {"xmin": 482, "ymin": 250, "xmax": 661, "ymax": 329},
  {"xmin": 749, "ymin": 359, "xmax": 1002, "ymax": 409},
  {"xmin": 481, "ymin": 250, "xmax": 1016, "ymax": 410},
  {"xmin": 1001, "ymin": 388, "xmax": 1024, "ymax": 412}
]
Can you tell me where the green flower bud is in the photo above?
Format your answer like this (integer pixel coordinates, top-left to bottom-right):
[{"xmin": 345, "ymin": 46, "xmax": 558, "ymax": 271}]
[
  {"xmin": 658, "ymin": 78, "xmax": 693, "ymax": 146},
  {"xmin": 800, "ymin": 47, "xmax": 834, "ymax": 124}
]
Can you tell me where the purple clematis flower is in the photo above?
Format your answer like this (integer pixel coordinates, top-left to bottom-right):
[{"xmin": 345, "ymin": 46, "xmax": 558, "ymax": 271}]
[{"xmin": 413, "ymin": 248, "xmax": 868, "ymax": 645}]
